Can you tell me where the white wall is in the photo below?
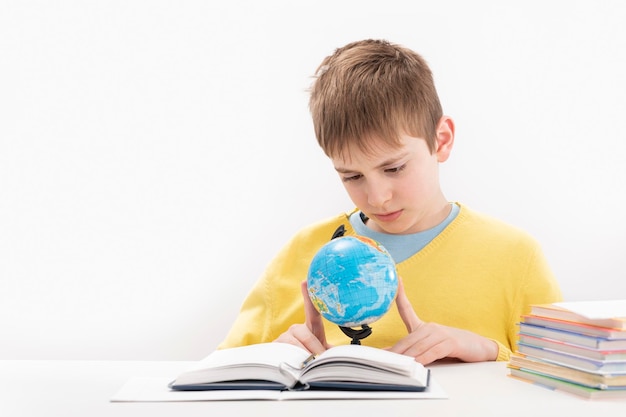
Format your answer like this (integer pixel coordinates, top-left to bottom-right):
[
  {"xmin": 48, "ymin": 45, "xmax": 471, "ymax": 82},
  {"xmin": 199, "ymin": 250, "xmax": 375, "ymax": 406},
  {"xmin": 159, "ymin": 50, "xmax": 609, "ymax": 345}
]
[{"xmin": 1, "ymin": 0, "xmax": 625, "ymax": 360}]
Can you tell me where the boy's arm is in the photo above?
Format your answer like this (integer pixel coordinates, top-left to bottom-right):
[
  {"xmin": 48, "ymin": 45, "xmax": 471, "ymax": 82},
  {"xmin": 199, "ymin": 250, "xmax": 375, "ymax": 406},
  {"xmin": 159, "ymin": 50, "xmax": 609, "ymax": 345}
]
[
  {"xmin": 506, "ymin": 243, "xmax": 563, "ymax": 354},
  {"xmin": 218, "ymin": 216, "xmax": 348, "ymax": 350}
]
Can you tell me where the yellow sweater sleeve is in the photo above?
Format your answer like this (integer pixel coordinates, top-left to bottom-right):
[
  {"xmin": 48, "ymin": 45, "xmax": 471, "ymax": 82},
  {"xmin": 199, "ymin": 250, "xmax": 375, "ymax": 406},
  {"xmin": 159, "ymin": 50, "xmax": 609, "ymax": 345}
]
[{"xmin": 218, "ymin": 214, "xmax": 348, "ymax": 349}]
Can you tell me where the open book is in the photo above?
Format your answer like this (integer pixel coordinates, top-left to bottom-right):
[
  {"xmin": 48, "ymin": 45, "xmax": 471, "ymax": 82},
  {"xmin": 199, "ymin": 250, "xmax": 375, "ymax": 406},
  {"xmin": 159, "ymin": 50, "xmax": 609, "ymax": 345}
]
[{"xmin": 169, "ymin": 343, "xmax": 430, "ymax": 392}]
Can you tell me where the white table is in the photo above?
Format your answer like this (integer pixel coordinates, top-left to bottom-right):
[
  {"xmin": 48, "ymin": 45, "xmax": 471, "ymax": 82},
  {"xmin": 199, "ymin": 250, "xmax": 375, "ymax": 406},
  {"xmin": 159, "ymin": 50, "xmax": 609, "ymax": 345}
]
[{"xmin": 1, "ymin": 359, "xmax": 624, "ymax": 416}]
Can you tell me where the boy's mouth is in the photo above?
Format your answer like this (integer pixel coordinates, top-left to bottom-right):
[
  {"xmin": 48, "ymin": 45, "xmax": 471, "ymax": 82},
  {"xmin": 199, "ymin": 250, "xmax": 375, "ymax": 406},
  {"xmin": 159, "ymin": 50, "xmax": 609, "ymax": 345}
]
[{"xmin": 373, "ymin": 210, "xmax": 402, "ymax": 223}]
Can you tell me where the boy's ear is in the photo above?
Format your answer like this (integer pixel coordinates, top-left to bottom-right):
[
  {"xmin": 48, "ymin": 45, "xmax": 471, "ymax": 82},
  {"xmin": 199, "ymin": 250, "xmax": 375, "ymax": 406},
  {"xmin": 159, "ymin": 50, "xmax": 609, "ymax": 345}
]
[{"xmin": 435, "ymin": 116, "xmax": 455, "ymax": 162}]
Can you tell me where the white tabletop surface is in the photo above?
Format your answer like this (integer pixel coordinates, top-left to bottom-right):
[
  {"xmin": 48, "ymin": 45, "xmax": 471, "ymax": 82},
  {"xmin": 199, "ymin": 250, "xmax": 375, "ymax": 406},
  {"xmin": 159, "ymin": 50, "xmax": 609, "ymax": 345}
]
[{"xmin": 1, "ymin": 359, "xmax": 624, "ymax": 416}]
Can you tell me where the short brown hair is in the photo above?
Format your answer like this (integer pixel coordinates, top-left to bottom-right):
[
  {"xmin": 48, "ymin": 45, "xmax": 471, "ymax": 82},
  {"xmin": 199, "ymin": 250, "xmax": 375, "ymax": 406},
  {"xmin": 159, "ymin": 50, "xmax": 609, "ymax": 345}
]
[{"xmin": 309, "ymin": 39, "xmax": 443, "ymax": 158}]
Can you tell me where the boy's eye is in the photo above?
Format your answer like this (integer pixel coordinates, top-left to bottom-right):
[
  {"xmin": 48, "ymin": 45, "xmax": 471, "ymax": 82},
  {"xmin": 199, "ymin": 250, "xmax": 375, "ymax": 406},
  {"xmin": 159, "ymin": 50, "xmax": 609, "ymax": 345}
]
[
  {"xmin": 385, "ymin": 164, "xmax": 406, "ymax": 174},
  {"xmin": 342, "ymin": 174, "xmax": 363, "ymax": 182}
]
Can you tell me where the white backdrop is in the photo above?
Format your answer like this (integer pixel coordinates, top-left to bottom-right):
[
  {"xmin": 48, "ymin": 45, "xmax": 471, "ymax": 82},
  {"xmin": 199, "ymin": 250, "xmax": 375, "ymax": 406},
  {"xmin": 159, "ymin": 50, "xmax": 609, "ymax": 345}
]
[{"xmin": 1, "ymin": 0, "xmax": 625, "ymax": 360}]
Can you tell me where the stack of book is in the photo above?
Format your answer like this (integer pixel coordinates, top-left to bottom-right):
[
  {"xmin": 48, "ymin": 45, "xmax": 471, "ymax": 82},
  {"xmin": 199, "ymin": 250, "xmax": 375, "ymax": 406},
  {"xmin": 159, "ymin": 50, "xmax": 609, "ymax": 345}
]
[{"xmin": 508, "ymin": 300, "xmax": 626, "ymax": 399}]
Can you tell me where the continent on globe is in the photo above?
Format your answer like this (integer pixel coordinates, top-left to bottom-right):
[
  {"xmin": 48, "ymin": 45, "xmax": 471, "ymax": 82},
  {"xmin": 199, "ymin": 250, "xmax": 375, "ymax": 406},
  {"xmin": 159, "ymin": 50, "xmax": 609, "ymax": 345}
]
[{"xmin": 307, "ymin": 235, "xmax": 399, "ymax": 328}]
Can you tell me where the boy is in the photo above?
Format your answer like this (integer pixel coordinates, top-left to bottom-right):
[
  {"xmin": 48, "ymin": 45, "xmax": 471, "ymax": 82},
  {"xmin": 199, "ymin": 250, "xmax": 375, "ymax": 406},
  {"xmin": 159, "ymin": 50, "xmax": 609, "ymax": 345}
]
[{"xmin": 218, "ymin": 39, "xmax": 562, "ymax": 364}]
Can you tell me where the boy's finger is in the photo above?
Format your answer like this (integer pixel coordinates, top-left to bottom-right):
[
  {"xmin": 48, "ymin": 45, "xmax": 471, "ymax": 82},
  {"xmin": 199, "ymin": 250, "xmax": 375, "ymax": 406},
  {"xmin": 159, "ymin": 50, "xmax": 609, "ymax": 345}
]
[
  {"xmin": 301, "ymin": 280, "xmax": 326, "ymax": 342},
  {"xmin": 395, "ymin": 278, "xmax": 423, "ymax": 333}
]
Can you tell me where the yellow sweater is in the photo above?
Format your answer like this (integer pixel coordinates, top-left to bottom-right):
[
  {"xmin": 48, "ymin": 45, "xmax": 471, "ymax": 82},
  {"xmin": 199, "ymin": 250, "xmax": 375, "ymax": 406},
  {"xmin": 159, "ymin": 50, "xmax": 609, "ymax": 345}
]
[{"xmin": 219, "ymin": 204, "xmax": 562, "ymax": 361}]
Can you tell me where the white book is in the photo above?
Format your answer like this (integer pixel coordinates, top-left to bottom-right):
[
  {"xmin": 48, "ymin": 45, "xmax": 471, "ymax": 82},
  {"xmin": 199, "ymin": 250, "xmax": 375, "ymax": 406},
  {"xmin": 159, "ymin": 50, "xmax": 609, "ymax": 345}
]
[{"xmin": 169, "ymin": 343, "xmax": 431, "ymax": 392}]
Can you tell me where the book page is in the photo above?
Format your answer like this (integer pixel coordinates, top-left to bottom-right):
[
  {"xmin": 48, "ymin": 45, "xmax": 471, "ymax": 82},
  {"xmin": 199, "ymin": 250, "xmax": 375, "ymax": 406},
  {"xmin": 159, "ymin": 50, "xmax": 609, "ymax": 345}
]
[
  {"xmin": 189, "ymin": 343, "xmax": 311, "ymax": 370},
  {"xmin": 171, "ymin": 343, "xmax": 311, "ymax": 387},
  {"xmin": 300, "ymin": 344, "xmax": 429, "ymax": 389},
  {"xmin": 310, "ymin": 344, "xmax": 419, "ymax": 374},
  {"xmin": 554, "ymin": 300, "xmax": 626, "ymax": 319}
]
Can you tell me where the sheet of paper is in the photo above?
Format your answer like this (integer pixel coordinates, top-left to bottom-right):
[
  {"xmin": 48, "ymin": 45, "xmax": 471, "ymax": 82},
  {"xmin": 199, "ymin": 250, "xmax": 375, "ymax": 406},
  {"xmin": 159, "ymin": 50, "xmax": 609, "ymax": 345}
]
[
  {"xmin": 554, "ymin": 300, "xmax": 626, "ymax": 319},
  {"xmin": 110, "ymin": 377, "xmax": 448, "ymax": 402}
]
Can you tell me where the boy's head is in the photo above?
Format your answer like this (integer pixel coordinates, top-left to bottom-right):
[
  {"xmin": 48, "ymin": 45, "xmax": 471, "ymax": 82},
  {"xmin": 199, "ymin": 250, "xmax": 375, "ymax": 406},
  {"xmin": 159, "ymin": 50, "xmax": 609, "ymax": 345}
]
[{"xmin": 309, "ymin": 39, "xmax": 443, "ymax": 159}]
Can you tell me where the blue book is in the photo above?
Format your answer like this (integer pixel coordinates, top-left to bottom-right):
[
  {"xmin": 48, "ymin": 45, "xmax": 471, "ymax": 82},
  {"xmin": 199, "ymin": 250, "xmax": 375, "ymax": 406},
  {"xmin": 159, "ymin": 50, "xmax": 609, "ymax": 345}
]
[
  {"xmin": 522, "ymin": 315, "xmax": 626, "ymax": 339},
  {"xmin": 519, "ymin": 322, "xmax": 626, "ymax": 350},
  {"xmin": 517, "ymin": 343, "xmax": 626, "ymax": 374}
]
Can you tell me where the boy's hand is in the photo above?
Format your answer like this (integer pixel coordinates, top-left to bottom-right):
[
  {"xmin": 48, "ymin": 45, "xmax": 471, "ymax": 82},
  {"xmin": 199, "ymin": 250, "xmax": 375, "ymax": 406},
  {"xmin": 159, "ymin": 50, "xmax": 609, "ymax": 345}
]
[
  {"xmin": 273, "ymin": 281, "xmax": 331, "ymax": 355},
  {"xmin": 390, "ymin": 279, "xmax": 498, "ymax": 364}
]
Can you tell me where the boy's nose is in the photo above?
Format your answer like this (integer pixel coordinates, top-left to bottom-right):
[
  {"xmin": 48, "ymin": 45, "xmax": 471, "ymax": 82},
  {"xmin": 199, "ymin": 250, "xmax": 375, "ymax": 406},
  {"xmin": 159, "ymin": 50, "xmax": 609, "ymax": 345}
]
[{"xmin": 366, "ymin": 180, "xmax": 392, "ymax": 208}]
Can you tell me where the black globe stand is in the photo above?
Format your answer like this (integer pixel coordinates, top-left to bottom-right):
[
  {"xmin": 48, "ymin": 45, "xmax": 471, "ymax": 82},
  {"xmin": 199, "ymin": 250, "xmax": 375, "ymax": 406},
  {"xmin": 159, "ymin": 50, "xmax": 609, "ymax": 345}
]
[{"xmin": 339, "ymin": 324, "xmax": 372, "ymax": 345}]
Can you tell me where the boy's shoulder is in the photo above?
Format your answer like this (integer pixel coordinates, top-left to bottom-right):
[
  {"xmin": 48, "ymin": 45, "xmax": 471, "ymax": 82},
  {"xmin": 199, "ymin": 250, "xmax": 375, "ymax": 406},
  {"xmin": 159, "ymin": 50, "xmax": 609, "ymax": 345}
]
[
  {"xmin": 270, "ymin": 210, "xmax": 357, "ymax": 260},
  {"xmin": 291, "ymin": 209, "xmax": 357, "ymax": 243},
  {"xmin": 455, "ymin": 203, "xmax": 539, "ymax": 247}
]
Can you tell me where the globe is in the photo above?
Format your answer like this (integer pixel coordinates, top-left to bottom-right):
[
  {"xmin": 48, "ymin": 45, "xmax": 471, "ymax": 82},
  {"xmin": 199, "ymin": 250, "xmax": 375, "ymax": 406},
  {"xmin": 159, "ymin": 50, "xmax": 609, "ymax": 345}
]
[{"xmin": 307, "ymin": 235, "xmax": 399, "ymax": 328}]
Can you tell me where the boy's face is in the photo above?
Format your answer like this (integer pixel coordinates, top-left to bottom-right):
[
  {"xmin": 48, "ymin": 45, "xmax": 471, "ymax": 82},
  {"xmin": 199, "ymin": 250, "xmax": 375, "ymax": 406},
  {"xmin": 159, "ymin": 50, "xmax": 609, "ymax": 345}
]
[{"xmin": 331, "ymin": 133, "xmax": 450, "ymax": 235}]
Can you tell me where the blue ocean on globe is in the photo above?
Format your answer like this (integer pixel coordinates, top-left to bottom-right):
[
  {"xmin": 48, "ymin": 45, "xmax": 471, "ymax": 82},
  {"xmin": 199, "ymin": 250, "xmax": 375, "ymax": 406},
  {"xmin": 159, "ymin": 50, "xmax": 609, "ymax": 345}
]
[{"xmin": 307, "ymin": 235, "xmax": 399, "ymax": 327}]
